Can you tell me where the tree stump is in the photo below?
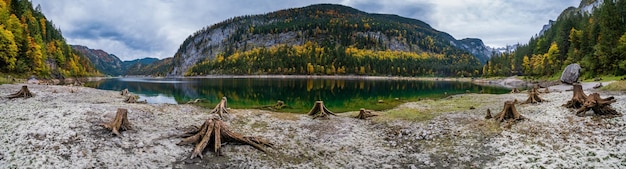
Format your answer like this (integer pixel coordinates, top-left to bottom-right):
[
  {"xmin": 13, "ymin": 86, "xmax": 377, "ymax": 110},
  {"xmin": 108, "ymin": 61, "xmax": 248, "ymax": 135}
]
[
  {"xmin": 124, "ymin": 94, "xmax": 147, "ymax": 104},
  {"xmin": 523, "ymin": 88, "xmax": 545, "ymax": 104},
  {"xmin": 7, "ymin": 85, "xmax": 34, "ymax": 99},
  {"xmin": 542, "ymin": 87, "xmax": 550, "ymax": 93},
  {"xmin": 563, "ymin": 84, "xmax": 587, "ymax": 109},
  {"xmin": 510, "ymin": 88, "xmax": 520, "ymax": 93},
  {"xmin": 485, "ymin": 108, "xmax": 492, "ymax": 119},
  {"xmin": 177, "ymin": 117, "xmax": 272, "ymax": 159},
  {"xmin": 307, "ymin": 101, "xmax": 336, "ymax": 119},
  {"xmin": 355, "ymin": 108, "xmax": 377, "ymax": 119},
  {"xmin": 100, "ymin": 108, "xmax": 132, "ymax": 136},
  {"xmin": 209, "ymin": 97, "xmax": 229, "ymax": 118},
  {"xmin": 493, "ymin": 100, "xmax": 524, "ymax": 122},
  {"xmin": 273, "ymin": 100, "xmax": 285, "ymax": 110},
  {"xmin": 575, "ymin": 93, "xmax": 620, "ymax": 117},
  {"xmin": 120, "ymin": 89, "xmax": 129, "ymax": 96}
]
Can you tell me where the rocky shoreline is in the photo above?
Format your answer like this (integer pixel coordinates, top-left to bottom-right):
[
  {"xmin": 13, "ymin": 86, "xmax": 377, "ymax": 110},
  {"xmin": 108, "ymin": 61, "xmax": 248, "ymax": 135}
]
[{"xmin": 0, "ymin": 82, "xmax": 625, "ymax": 168}]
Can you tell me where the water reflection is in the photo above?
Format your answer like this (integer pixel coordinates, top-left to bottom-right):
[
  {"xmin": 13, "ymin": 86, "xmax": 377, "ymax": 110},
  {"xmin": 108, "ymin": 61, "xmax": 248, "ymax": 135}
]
[{"xmin": 85, "ymin": 77, "xmax": 510, "ymax": 113}]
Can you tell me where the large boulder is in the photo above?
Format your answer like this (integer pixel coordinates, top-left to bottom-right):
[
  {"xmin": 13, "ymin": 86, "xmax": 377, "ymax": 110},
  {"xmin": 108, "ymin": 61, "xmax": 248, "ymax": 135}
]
[{"xmin": 560, "ymin": 64, "xmax": 581, "ymax": 84}]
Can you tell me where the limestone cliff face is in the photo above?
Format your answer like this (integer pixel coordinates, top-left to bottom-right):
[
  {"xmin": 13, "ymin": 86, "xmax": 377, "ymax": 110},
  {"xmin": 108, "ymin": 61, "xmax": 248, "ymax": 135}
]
[{"xmin": 168, "ymin": 4, "xmax": 492, "ymax": 76}]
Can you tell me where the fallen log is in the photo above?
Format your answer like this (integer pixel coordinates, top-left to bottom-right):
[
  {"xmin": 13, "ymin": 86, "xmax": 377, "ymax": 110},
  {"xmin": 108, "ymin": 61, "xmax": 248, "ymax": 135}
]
[
  {"xmin": 7, "ymin": 85, "xmax": 34, "ymax": 99},
  {"xmin": 100, "ymin": 108, "xmax": 132, "ymax": 136},
  {"xmin": 177, "ymin": 117, "xmax": 272, "ymax": 159},
  {"xmin": 307, "ymin": 101, "xmax": 336, "ymax": 119}
]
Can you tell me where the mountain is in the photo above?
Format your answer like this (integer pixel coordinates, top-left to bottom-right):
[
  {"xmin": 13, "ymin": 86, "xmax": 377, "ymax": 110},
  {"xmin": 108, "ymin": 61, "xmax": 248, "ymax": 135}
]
[
  {"xmin": 484, "ymin": 0, "xmax": 626, "ymax": 77},
  {"xmin": 71, "ymin": 45, "xmax": 160, "ymax": 76},
  {"xmin": 0, "ymin": 0, "xmax": 99, "ymax": 77},
  {"xmin": 168, "ymin": 4, "xmax": 490, "ymax": 77}
]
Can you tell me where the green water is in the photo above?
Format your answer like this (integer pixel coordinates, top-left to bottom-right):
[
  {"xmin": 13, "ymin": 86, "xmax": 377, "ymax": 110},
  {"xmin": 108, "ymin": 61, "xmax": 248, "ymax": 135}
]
[{"xmin": 85, "ymin": 77, "xmax": 509, "ymax": 113}]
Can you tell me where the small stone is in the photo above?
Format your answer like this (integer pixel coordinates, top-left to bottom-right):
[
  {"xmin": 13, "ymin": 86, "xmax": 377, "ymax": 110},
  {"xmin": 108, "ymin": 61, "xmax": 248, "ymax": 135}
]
[{"xmin": 137, "ymin": 142, "xmax": 144, "ymax": 148}]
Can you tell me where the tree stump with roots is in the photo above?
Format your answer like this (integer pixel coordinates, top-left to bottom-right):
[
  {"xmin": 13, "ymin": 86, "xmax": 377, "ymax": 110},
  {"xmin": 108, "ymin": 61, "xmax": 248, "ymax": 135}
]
[
  {"xmin": 355, "ymin": 108, "xmax": 378, "ymax": 119},
  {"xmin": 209, "ymin": 97, "xmax": 229, "ymax": 118},
  {"xmin": 575, "ymin": 93, "xmax": 620, "ymax": 117},
  {"xmin": 177, "ymin": 117, "xmax": 272, "ymax": 159},
  {"xmin": 493, "ymin": 100, "xmax": 524, "ymax": 122},
  {"xmin": 124, "ymin": 94, "xmax": 147, "ymax": 104},
  {"xmin": 523, "ymin": 88, "xmax": 545, "ymax": 104},
  {"xmin": 100, "ymin": 108, "xmax": 132, "ymax": 136},
  {"xmin": 307, "ymin": 101, "xmax": 336, "ymax": 119},
  {"xmin": 120, "ymin": 89, "xmax": 129, "ymax": 96},
  {"xmin": 7, "ymin": 85, "xmax": 34, "ymax": 99},
  {"xmin": 563, "ymin": 84, "xmax": 587, "ymax": 109}
]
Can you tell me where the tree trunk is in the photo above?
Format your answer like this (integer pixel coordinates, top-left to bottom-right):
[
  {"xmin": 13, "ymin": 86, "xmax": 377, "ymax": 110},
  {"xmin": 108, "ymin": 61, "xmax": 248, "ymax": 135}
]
[
  {"xmin": 100, "ymin": 108, "xmax": 132, "ymax": 136},
  {"xmin": 307, "ymin": 101, "xmax": 336, "ymax": 119},
  {"xmin": 355, "ymin": 108, "xmax": 377, "ymax": 119},
  {"xmin": 7, "ymin": 85, "xmax": 34, "ymax": 99},
  {"xmin": 575, "ymin": 93, "xmax": 620, "ymax": 117},
  {"xmin": 563, "ymin": 84, "xmax": 587, "ymax": 109},
  {"xmin": 209, "ymin": 97, "xmax": 229, "ymax": 118},
  {"xmin": 523, "ymin": 88, "xmax": 545, "ymax": 104},
  {"xmin": 177, "ymin": 117, "xmax": 272, "ymax": 159},
  {"xmin": 493, "ymin": 100, "xmax": 524, "ymax": 122}
]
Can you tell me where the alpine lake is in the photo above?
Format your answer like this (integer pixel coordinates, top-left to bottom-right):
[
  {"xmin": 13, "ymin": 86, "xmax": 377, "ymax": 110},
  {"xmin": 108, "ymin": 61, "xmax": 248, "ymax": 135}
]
[{"xmin": 85, "ymin": 77, "xmax": 510, "ymax": 113}]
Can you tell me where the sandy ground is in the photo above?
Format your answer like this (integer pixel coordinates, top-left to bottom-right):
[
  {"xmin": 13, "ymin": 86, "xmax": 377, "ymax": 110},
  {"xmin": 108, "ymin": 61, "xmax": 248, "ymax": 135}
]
[{"xmin": 0, "ymin": 82, "xmax": 625, "ymax": 168}]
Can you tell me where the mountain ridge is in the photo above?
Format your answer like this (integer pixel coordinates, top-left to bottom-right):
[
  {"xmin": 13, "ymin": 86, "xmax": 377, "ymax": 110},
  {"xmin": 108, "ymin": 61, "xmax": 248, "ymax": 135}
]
[
  {"xmin": 167, "ymin": 3, "xmax": 491, "ymax": 77},
  {"xmin": 71, "ymin": 45, "xmax": 160, "ymax": 76}
]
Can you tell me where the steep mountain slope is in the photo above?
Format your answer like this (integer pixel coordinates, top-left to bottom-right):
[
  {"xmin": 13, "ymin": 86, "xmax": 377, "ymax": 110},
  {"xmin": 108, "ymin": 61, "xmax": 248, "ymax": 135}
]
[
  {"xmin": 71, "ymin": 45, "xmax": 160, "ymax": 76},
  {"xmin": 0, "ymin": 0, "xmax": 99, "ymax": 77},
  {"xmin": 485, "ymin": 0, "xmax": 626, "ymax": 77},
  {"xmin": 169, "ymin": 4, "xmax": 490, "ymax": 77}
]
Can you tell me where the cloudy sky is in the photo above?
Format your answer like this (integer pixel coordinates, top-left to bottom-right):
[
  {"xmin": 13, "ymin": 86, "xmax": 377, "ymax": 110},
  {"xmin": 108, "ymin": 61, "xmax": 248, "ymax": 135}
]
[{"xmin": 31, "ymin": 0, "xmax": 580, "ymax": 61}]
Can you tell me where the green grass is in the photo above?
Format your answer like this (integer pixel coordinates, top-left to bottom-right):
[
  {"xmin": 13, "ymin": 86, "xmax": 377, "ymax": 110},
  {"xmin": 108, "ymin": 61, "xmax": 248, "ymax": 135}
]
[
  {"xmin": 374, "ymin": 94, "xmax": 489, "ymax": 122},
  {"xmin": 602, "ymin": 81, "xmax": 626, "ymax": 91}
]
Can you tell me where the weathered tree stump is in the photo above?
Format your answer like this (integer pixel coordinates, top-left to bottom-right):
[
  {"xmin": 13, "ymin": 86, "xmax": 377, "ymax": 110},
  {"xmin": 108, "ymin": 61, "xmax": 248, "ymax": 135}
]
[
  {"xmin": 177, "ymin": 117, "xmax": 272, "ymax": 159},
  {"xmin": 355, "ymin": 108, "xmax": 378, "ymax": 119},
  {"xmin": 523, "ymin": 88, "xmax": 545, "ymax": 104},
  {"xmin": 124, "ymin": 94, "xmax": 147, "ymax": 104},
  {"xmin": 120, "ymin": 89, "xmax": 129, "ymax": 96},
  {"xmin": 7, "ymin": 85, "xmax": 34, "ymax": 99},
  {"xmin": 209, "ymin": 97, "xmax": 229, "ymax": 118},
  {"xmin": 493, "ymin": 100, "xmax": 524, "ymax": 122},
  {"xmin": 575, "ymin": 93, "xmax": 620, "ymax": 117},
  {"xmin": 485, "ymin": 108, "xmax": 492, "ymax": 119},
  {"xmin": 100, "ymin": 108, "xmax": 132, "ymax": 136},
  {"xmin": 307, "ymin": 101, "xmax": 336, "ymax": 119},
  {"xmin": 563, "ymin": 84, "xmax": 587, "ymax": 109},
  {"xmin": 510, "ymin": 88, "xmax": 520, "ymax": 93}
]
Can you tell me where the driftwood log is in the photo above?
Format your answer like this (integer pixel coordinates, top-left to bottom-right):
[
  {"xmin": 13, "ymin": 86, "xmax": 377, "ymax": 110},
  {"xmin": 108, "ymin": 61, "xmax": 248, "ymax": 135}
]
[
  {"xmin": 177, "ymin": 117, "xmax": 272, "ymax": 159},
  {"xmin": 7, "ymin": 85, "xmax": 34, "ymax": 99},
  {"xmin": 124, "ymin": 94, "xmax": 147, "ymax": 104},
  {"xmin": 523, "ymin": 88, "xmax": 545, "ymax": 104},
  {"xmin": 493, "ymin": 100, "xmax": 524, "ymax": 122},
  {"xmin": 355, "ymin": 108, "xmax": 378, "ymax": 119},
  {"xmin": 100, "ymin": 108, "xmax": 132, "ymax": 136},
  {"xmin": 575, "ymin": 93, "xmax": 620, "ymax": 117},
  {"xmin": 307, "ymin": 101, "xmax": 336, "ymax": 119},
  {"xmin": 563, "ymin": 84, "xmax": 587, "ymax": 109},
  {"xmin": 120, "ymin": 89, "xmax": 129, "ymax": 96},
  {"xmin": 209, "ymin": 97, "xmax": 230, "ymax": 118}
]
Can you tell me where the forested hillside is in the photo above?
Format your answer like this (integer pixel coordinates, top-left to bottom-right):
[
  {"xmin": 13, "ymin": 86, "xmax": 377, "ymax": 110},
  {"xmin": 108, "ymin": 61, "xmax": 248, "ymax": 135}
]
[
  {"xmin": 484, "ymin": 0, "xmax": 626, "ymax": 78},
  {"xmin": 171, "ymin": 4, "xmax": 488, "ymax": 77},
  {"xmin": 0, "ymin": 0, "xmax": 99, "ymax": 78}
]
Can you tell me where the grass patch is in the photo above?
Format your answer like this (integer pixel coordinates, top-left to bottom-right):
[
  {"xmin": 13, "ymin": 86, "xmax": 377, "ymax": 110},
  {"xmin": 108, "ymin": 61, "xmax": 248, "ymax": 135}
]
[
  {"xmin": 582, "ymin": 75, "xmax": 624, "ymax": 82},
  {"xmin": 375, "ymin": 94, "xmax": 491, "ymax": 122},
  {"xmin": 379, "ymin": 107, "xmax": 440, "ymax": 122},
  {"xmin": 602, "ymin": 81, "xmax": 626, "ymax": 91}
]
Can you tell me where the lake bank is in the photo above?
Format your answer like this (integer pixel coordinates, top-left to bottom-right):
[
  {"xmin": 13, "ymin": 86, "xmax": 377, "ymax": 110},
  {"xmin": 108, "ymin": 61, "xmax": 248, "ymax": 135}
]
[{"xmin": 1, "ymin": 82, "xmax": 625, "ymax": 168}]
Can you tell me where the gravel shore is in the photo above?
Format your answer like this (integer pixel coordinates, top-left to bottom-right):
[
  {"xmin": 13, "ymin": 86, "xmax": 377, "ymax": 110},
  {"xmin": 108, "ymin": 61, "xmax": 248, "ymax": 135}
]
[{"xmin": 0, "ymin": 82, "xmax": 624, "ymax": 168}]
